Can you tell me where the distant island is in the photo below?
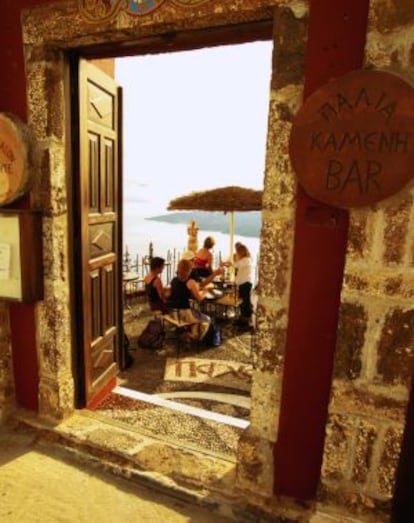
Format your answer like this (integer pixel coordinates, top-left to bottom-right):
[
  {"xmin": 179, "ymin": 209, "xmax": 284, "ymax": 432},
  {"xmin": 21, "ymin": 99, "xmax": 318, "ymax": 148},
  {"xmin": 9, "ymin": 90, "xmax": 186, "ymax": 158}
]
[{"xmin": 146, "ymin": 211, "xmax": 261, "ymax": 238}]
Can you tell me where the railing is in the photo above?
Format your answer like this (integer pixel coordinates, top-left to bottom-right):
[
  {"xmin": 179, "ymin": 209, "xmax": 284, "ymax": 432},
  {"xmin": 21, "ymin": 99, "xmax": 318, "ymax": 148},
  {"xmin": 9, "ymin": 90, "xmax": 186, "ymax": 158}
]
[
  {"xmin": 122, "ymin": 243, "xmax": 259, "ymax": 286},
  {"xmin": 122, "ymin": 243, "xmax": 179, "ymax": 286}
]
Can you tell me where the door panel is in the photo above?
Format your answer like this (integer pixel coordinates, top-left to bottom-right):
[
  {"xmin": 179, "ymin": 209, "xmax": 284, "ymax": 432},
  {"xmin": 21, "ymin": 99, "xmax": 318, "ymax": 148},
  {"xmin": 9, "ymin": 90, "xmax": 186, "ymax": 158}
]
[
  {"xmin": 77, "ymin": 59, "xmax": 123, "ymax": 405},
  {"xmin": 103, "ymin": 138, "xmax": 115, "ymax": 210},
  {"xmin": 88, "ymin": 133, "xmax": 100, "ymax": 212}
]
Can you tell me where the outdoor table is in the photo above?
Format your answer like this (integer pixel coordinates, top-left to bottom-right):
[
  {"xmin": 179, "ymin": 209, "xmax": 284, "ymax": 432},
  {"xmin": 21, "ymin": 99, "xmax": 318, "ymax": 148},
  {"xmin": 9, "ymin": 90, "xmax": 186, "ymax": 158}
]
[
  {"xmin": 211, "ymin": 293, "xmax": 242, "ymax": 320},
  {"xmin": 200, "ymin": 285, "xmax": 242, "ymax": 320},
  {"xmin": 212, "ymin": 277, "xmax": 235, "ymax": 289},
  {"xmin": 123, "ymin": 271, "xmax": 144, "ymax": 307}
]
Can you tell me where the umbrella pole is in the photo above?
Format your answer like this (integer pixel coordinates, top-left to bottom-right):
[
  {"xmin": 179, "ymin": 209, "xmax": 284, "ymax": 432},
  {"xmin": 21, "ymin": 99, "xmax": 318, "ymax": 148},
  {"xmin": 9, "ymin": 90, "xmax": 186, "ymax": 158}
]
[{"xmin": 229, "ymin": 211, "xmax": 235, "ymax": 281}]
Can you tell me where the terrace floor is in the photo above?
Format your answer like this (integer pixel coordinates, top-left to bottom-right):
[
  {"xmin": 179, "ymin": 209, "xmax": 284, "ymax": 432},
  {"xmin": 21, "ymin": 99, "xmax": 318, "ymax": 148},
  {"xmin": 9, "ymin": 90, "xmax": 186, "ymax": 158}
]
[{"xmin": 93, "ymin": 301, "xmax": 255, "ymax": 457}]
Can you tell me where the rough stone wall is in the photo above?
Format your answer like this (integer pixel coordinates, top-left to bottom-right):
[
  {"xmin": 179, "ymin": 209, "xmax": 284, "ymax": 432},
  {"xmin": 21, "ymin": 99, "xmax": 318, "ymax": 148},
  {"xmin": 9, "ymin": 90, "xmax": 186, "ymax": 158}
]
[
  {"xmin": 236, "ymin": 2, "xmax": 307, "ymax": 500},
  {"xmin": 319, "ymin": 0, "xmax": 414, "ymax": 518},
  {"xmin": 25, "ymin": 44, "xmax": 75, "ymax": 420}
]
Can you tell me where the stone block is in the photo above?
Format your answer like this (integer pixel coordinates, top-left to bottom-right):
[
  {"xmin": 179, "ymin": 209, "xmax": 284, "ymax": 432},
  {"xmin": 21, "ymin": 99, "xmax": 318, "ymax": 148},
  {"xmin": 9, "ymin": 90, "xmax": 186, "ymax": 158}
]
[
  {"xmin": 384, "ymin": 276, "xmax": 403, "ymax": 296},
  {"xmin": 383, "ymin": 196, "xmax": 412, "ymax": 265},
  {"xmin": 343, "ymin": 273, "xmax": 369, "ymax": 292},
  {"xmin": 259, "ymin": 219, "xmax": 293, "ymax": 299},
  {"xmin": 271, "ymin": 6, "xmax": 307, "ymax": 90},
  {"xmin": 317, "ymin": 482, "xmax": 391, "ymax": 521},
  {"xmin": 38, "ymin": 374, "xmax": 74, "ymax": 420},
  {"xmin": 136, "ymin": 442, "xmax": 236, "ymax": 491},
  {"xmin": 322, "ymin": 414, "xmax": 354, "ymax": 482},
  {"xmin": 370, "ymin": 0, "xmax": 414, "ymax": 34},
  {"xmin": 249, "ymin": 369, "xmax": 282, "ymax": 440},
  {"xmin": 264, "ymin": 89, "xmax": 302, "ymax": 212},
  {"xmin": 253, "ymin": 304, "xmax": 286, "ymax": 373},
  {"xmin": 329, "ymin": 381, "xmax": 407, "ymax": 424},
  {"xmin": 352, "ymin": 421, "xmax": 378, "ymax": 485},
  {"xmin": 26, "ymin": 58, "xmax": 49, "ymax": 140},
  {"xmin": 347, "ymin": 212, "xmax": 369, "ymax": 260},
  {"xmin": 44, "ymin": 52, "xmax": 66, "ymax": 140},
  {"xmin": 334, "ymin": 302, "xmax": 366, "ymax": 380},
  {"xmin": 377, "ymin": 426, "xmax": 404, "ymax": 498},
  {"xmin": 377, "ymin": 308, "xmax": 414, "ymax": 386},
  {"xmin": 41, "ymin": 215, "xmax": 70, "ymax": 285},
  {"xmin": 236, "ymin": 429, "xmax": 274, "ymax": 497}
]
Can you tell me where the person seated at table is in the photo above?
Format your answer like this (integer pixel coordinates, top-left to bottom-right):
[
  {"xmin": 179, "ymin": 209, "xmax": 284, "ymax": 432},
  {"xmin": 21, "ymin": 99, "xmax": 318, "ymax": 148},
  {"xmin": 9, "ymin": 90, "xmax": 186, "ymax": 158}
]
[
  {"xmin": 193, "ymin": 236, "xmax": 215, "ymax": 279},
  {"xmin": 144, "ymin": 256, "xmax": 169, "ymax": 314},
  {"xmin": 168, "ymin": 259, "xmax": 222, "ymax": 342},
  {"xmin": 233, "ymin": 242, "xmax": 253, "ymax": 328}
]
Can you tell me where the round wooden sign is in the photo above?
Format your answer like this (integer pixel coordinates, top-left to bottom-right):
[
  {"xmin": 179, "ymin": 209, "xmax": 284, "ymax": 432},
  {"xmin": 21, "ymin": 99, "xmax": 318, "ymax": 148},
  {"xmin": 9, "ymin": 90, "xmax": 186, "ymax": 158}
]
[
  {"xmin": 0, "ymin": 113, "xmax": 32, "ymax": 206},
  {"xmin": 289, "ymin": 70, "xmax": 414, "ymax": 207}
]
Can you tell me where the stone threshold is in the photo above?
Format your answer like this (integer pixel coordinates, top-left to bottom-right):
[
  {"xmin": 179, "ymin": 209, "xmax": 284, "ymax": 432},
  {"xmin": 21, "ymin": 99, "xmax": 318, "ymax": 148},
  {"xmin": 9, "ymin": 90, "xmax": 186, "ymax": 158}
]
[
  {"xmin": 10, "ymin": 408, "xmax": 245, "ymax": 517},
  {"xmin": 8, "ymin": 409, "xmax": 373, "ymax": 522}
]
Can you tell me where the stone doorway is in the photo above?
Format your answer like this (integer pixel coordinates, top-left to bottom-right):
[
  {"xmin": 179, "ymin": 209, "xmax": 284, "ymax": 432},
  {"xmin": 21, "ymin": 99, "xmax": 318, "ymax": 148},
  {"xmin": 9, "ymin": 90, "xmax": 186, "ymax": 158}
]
[{"xmin": 22, "ymin": 1, "xmax": 300, "ymax": 498}]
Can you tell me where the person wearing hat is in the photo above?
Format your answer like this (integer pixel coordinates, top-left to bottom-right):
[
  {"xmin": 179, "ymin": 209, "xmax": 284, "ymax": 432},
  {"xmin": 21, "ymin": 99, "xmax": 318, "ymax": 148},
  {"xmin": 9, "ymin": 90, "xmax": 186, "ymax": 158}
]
[
  {"xmin": 181, "ymin": 250, "xmax": 196, "ymax": 261},
  {"xmin": 180, "ymin": 249, "xmax": 202, "ymax": 282}
]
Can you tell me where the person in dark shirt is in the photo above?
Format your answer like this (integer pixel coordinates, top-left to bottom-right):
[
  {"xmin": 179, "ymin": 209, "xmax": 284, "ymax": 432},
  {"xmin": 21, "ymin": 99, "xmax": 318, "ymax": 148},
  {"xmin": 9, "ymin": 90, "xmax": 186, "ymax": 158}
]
[
  {"xmin": 144, "ymin": 256, "xmax": 169, "ymax": 314},
  {"xmin": 168, "ymin": 258, "xmax": 222, "ymax": 341}
]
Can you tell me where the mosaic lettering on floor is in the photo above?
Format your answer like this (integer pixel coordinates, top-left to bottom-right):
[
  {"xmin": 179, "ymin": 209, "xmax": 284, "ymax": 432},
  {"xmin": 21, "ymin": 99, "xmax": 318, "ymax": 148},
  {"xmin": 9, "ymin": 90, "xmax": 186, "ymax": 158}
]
[{"xmin": 164, "ymin": 357, "xmax": 252, "ymax": 391}]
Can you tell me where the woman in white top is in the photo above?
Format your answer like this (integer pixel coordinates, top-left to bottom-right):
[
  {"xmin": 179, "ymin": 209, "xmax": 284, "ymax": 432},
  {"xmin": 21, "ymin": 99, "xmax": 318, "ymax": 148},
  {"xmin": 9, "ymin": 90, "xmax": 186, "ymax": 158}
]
[{"xmin": 233, "ymin": 242, "xmax": 253, "ymax": 326}]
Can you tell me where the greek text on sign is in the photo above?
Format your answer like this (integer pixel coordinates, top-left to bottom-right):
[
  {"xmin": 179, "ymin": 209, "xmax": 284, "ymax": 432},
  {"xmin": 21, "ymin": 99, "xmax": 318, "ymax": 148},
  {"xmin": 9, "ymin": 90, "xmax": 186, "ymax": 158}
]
[{"xmin": 289, "ymin": 70, "xmax": 414, "ymax": 207}]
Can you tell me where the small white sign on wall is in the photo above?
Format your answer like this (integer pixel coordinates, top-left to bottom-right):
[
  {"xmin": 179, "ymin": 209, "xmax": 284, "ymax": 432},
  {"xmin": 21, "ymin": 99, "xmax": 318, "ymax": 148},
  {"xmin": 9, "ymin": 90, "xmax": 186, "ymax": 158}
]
[
  {"xmin": 0, "ymin": 210, "xmax": 43, "ymax": 303},
  {"xmin": 0, "ymin": 242, "xmax": 11, "ymax": 279},
  {"xmin": 0, "ymin": 215, "xmax": 22, "ymax": 299}
]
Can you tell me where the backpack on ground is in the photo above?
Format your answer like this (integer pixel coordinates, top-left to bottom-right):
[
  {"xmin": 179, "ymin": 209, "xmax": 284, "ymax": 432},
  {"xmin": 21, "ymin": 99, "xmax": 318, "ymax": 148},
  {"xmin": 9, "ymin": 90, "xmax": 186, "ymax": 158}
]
[
  {"xmin": 137, "ymin": 318, "xmax": 164, "ymax": 350},
  {"xmin": 203, "ymin": 319, "xmax": 221, "ymax": 347}
]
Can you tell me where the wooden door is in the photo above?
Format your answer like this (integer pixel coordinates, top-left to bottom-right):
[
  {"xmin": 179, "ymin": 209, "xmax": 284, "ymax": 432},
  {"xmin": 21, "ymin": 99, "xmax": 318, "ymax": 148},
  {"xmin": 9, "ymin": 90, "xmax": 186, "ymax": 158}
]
[{"xmin": 75, "ymin": 59, "xmax": 124, "ymax": 406}]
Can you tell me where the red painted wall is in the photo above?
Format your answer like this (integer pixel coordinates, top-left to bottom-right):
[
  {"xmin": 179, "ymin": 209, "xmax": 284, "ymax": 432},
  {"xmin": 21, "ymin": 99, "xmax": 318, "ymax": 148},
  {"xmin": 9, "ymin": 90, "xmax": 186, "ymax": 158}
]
[
  {"xmin": 0, "ymin": 1, "xmax": 49, "ymax": 118},
  {"xmin": 0, "ymin": 0, "xmax": 49, "ymax": 411}
]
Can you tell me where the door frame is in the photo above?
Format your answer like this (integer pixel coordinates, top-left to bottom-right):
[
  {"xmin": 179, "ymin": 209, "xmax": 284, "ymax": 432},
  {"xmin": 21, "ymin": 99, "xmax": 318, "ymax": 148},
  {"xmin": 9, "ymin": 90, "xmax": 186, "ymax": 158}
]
[{"xmin": 68, "ymin": 22, "xmax": 274, "ymax": 407}]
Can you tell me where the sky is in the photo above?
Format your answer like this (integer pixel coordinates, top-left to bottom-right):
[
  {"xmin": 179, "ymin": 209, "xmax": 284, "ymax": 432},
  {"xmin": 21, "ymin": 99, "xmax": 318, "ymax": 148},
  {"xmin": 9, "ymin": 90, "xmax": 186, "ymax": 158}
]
[{"xmin": 115, "ymin": 40, "xmax": 273, "ymax": 216}]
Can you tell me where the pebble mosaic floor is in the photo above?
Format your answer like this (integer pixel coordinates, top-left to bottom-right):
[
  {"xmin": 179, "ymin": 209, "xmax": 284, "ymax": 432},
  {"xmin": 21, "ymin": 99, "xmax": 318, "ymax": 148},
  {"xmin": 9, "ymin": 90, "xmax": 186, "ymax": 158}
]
[{"xmin": 93, "ymin": 303, "xmax": 255, "ymax": 456}]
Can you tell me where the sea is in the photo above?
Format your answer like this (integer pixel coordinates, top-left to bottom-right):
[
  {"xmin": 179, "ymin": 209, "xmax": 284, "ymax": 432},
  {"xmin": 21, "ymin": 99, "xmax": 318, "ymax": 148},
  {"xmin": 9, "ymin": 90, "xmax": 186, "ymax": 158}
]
[{"xmin": 123, "ymin": 204, "xmax": 261, "ymax": 279}]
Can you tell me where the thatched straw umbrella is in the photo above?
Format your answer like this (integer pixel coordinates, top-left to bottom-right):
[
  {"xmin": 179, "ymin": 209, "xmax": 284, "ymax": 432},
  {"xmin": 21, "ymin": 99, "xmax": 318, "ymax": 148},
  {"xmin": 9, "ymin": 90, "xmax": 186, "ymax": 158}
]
[{"xmin": 168, "ymin": 186, "xmax": 262, "ymax": 267}]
